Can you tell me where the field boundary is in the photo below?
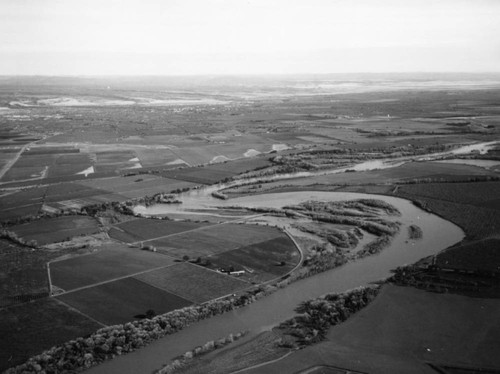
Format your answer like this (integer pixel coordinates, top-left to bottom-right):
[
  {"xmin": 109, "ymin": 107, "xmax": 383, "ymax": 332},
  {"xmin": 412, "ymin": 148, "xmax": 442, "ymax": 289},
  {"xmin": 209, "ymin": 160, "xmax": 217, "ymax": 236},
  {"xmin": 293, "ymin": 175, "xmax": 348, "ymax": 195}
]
[
  {"xmin": 131, "ymin": 276, "xmax": 197, "ymax": 304},
  {"xmin": 228, "ymin": 351, "xmax": 295, "ymax": 374},
  {"xmin": 54, "ymin": 298, "xmax": 107, "ymax": 328},
  {"xmin": 258, "ymin": 228, "xmax": 304, "ymax": 288},
  {"xmin": 53, "ymin": 262, "xmax": 178, "ymax": 295},
  {"xmin": 127, "ymin": 215, "xmax": 267, "ymax": 247},
  {"xmin": 46, "ymin": 263, "xmax": 53, "ymax": 296}
]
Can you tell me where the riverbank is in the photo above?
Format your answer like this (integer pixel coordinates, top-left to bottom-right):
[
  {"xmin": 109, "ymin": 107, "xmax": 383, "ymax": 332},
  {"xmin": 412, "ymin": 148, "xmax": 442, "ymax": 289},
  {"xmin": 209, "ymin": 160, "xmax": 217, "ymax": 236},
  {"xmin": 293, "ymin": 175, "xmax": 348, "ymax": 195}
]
[{"xmin": 85, "ymin": 191, "xmax": 463, "ymax": 374}]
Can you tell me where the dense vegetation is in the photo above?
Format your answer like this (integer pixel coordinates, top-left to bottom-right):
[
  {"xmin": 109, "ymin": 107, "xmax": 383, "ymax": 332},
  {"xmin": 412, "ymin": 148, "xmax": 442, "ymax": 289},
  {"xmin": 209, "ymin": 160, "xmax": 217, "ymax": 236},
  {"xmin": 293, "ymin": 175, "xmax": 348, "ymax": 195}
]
[{"xmin": 277, "ymin": 286, "xmax": 381, "ymax": 347}]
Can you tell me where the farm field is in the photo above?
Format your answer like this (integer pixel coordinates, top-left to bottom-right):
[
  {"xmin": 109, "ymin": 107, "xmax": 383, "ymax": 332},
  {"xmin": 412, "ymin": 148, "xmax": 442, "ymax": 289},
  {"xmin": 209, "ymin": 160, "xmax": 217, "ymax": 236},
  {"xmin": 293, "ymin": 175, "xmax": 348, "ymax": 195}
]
[
  {"xmin": 207, "ymin": 236, "xmax": 301, "ymax": 282},
  {"xmin": 160, "ymin": 156, "xmax": 271, "ymax": 184},
  {"xmin": 199, "ymin": 223, "xmax": 285, "ymax": 245},
  {"xmin": 108, "ymin": 218, "xmax": 211, "ymax": 244},
  {"xmin": 49, "ymin": 244, "xmax": 176, "ymax": 291},
  {"xmin": 224, "ymin": 160, "xmax": 498, "ymax": 197},
  {"xmin": 140, "ymin": 223, "xmax": 299, "ymax": 277},
  {"xmin": 435, "ymin": 238, "xmax": 500, "ymax": 273},
  {"xmin": 1, "ymin": 76, "xmax": 500, "ymax": 373},
  {"xmin": 148, "ymin": 231, "xmax": 243, "ymax": 258},
  {"xmin": 76, "ymin": 174, "xmax": 197, "ymax": 197},
  {"xmin": 135, "ymin": 262, "xmax": 250, "ymax": 303},
  {"xmin": 396, "ymin": 181, "xmax": 500, "ymax": 209},
  {"xmin": 10, "ymin": 215, "xmax": 100, "ymax": 245},
  {"xmin": 0, "ymin": 240, "xmax": 50, "ymax": 307},
  {"xmin": 245, "ymin": 285, "xmax": 500, "ymax": 374},
  {"xmin": 56, "ymin": 277, "xmax": 192, "ymax": 325},
  {"xmin": 395, "ymin": 182, "xmax": 500, "ymax": 240},
  {"xmin": 0, "ymin": 298, "xmax": 101, "ymax": 372}
]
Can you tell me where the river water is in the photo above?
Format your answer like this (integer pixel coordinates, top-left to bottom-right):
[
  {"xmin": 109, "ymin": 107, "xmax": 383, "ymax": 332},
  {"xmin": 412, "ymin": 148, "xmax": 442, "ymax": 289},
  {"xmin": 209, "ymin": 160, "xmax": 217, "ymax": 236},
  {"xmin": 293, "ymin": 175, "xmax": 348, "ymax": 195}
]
[
  {"xmin": 88, "ymin": 190, "xmax": 464, "ymax": 374},
  {"xmin": 88, "ymin": 142, "xmax": 494, "ymax": 373}
]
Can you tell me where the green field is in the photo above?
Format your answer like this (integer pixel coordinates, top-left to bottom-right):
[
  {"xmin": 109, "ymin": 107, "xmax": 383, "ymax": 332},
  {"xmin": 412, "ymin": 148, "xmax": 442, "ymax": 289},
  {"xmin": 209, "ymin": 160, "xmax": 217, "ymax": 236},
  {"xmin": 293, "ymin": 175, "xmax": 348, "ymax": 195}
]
[
  {"xmin": 147, "ymin": 231, "xmax": 242, "ymax": 258},
  {"xmin": 246, "ymin": 285, "xmax": 500, "ymax": 374},
  {"xmin": 200, "ymin": 223, "xmax": 284, "ymax": 245},
  {"xmin": 10, "ymin": 215, "xmax": 101, "ymax": 245},
  {"xmin": 145, "ymin": 223, "xmax": 291, "ymax": 260},
  {"xmin": 435, "ymin": 238, "xmax": 500, "ymax": 274},
  {"xmin": 76, "ymin": 174, "xmax": 197, "ymax": 198},
  {"xmin": 109, "ymin": 218, "xmax": 211, "ymax": 244},
  {"xmin": 0, "ymin": 298, "xmax": 101, "ymax": 372},
  {"xmin": 57, "ymin": 277, "xmax": 192, "ymax": 325},
  {"xmin": 0, "ymin": 240, "xmax": 49, "ymax": 307},
  {"xmin": 207, "ymin": 236, "xmax": 300, "ymax": 282},
  {"xmin": 134, "ymin": 262, "xmax": 250, "ymax": 303},
  {"xmin": 395, "ymin": 182, "xmax": 500, "ymax": 239},
  {"xmin": 397, "ymin": 181, "xmax": 500, "ymax": 209},
  {"xmin": 50, "ymin": 244, "xmax": 176, "ymax": 291}
]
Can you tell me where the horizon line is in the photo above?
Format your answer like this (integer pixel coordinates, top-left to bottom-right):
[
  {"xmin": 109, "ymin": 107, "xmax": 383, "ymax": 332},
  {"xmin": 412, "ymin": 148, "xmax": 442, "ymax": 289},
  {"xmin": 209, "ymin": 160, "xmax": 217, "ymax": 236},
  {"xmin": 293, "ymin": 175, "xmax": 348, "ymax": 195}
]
[{"xmin": 2, "ymin": 71, "xmax": 500, "ymax": 78}]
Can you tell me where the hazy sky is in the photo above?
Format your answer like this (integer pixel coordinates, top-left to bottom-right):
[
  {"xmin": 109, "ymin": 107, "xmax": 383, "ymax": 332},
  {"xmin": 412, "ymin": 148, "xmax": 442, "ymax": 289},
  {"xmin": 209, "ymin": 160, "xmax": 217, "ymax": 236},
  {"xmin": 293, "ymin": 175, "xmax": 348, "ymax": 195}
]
[{"xmin": 1, "ymin": 0, "xmax": 499, "ymax": 75}]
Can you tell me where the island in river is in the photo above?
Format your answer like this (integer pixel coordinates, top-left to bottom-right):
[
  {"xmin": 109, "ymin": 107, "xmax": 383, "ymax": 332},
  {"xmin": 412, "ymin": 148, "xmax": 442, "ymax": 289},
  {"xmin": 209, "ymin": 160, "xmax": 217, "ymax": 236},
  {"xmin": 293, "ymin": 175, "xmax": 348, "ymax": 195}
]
[{"xmin": 1, "ymin": 75, "xmax": 499, "ymax": 374}]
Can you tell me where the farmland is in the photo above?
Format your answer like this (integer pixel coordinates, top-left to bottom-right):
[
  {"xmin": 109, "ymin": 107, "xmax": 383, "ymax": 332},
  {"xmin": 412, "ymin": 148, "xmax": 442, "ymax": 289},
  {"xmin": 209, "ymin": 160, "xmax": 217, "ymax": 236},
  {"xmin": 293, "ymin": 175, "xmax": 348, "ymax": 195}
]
[
  {"xmin": 108, "ymin": 218, "xmax": 211, "ymax": 244},
  {"xmin": 395, "ymin": 181, "xmax": 500, "ymax": 239},
  {"xmin": 207, "ymin": 236, "xmax": 301, "ymax": 282},
  {"xmin": 245, "ymin": 285, "xmax": 500, "ymax": 374},
  {"xmin": 0, "ymin": 298, "xmax": 101, "ymax": 372},
  {"xmin": 0, "ymin": 240, "xmax": 52, "ymax": 307},
  {"xmin": 0, "ymin": 75, "xmax": 499, "ymax": 373},
  {"xmin": 57, "ymin": 277, "xmax": 192, "ymax": 325},
  {"xmin": 135, "ymin": 262, "xmax": 249, "ymax": 303},
  {"xmin": 9, "ymin": 215, "xmax": 101, "ymax": 246},
  {"xmin": 49, "ymin": 244, "xmax": 177, "ymax": 291}
]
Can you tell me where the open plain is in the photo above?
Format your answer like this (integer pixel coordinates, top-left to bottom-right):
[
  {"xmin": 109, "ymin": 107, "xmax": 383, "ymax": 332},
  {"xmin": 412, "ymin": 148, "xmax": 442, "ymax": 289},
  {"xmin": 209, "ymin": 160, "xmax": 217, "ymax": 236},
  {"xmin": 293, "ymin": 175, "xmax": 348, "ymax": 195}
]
[{"xmin": 0, "ymin": 74, "xmax": 499, "ymax": 374}]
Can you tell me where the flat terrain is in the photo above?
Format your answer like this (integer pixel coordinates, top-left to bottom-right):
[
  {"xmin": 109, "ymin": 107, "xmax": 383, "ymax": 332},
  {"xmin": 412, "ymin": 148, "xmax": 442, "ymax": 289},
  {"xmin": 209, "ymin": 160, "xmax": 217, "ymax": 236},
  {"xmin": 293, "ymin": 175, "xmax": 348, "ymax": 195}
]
[
  {"xmin": 50, "ymin": 244, "xmax": 176, "ymax": 291},
  {"xmin": 135, "ymin": 262, "xmax": 250, "ymax": 303},
  {"xmin": 0, "ymin": 240, "xmax": 50, "ymax": 307},
  {"xmin": 246, "ymin": 285, "xmax": 500, "ymax": 374},
  {"xmin": 207, "ymin": 236, "xmax": 301, "ymax": 282},
  {"xmin": 0, "ymin": 298, "xmax": 101, "ymax": 372},
  {"xmin": 395, "ymin": 182, "xmax": 500, "ymax": 240},
  {"xmin": 108, "ymin": 218, "xmax": 211, "ymax": 244},
  {"xmin": 1, "ymin": 76, "xmax": 499, "ymax": 373},
  {"xmin": 435, "ymin": 238, "xmax": 500, "ymax": 273},
  {"xmin": 56, "ymin": 277, "xmax": 192, "ymax": 325},
  {"xmin": 10, "ymin": 215, "xmax": 100, "ymax": 245}
]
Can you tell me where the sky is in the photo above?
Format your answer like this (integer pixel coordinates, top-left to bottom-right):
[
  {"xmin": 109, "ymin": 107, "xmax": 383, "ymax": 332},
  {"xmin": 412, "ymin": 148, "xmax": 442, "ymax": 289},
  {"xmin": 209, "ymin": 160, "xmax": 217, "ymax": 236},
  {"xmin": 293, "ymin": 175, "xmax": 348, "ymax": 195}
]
[{"xmin": 1, "ymin": 0, "xmax": 500, "ymax": 75}]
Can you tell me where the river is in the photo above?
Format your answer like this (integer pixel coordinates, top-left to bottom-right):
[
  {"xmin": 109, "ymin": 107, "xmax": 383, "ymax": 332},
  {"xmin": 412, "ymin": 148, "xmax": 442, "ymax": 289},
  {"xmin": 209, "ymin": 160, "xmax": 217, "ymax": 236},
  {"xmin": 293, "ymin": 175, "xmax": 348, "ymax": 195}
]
[{"xmin": 88, "ymin": 190, "xmax": 464, "ymax": 374}]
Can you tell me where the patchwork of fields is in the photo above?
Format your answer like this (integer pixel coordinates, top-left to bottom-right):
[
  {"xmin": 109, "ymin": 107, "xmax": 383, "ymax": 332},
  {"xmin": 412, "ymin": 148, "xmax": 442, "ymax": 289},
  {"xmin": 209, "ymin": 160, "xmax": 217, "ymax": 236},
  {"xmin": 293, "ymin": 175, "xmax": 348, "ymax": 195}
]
[
  {"xmin": 44, "ymin": 220, "xmax": 299, "ymax": 325},
  {"xmin": 0, "ymin": 297, "xmax": 102, "ymax": 371},
  {"xmin": 1, "ymin": 80, "xmax": 499, "ymax": 373}
]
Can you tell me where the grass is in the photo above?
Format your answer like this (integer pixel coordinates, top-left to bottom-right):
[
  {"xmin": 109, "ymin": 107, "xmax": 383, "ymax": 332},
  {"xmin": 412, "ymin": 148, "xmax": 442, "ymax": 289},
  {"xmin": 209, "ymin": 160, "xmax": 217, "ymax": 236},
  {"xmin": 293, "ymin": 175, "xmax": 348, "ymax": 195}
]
[
  {"xmin": 200, "ymin": 223, "xmax": 283, "ymax": 246},
  {"xmin": 0, "ymin": 240, "xmax": 49, "ymax": 307},
  {"xmin": 50, "ymin": 244, "xmax": 176, "ymax": 291},
  {"xmin": 134, "ymin": 262, "xmax": 249, "ymax": 303},
  {"xmin": 1, "ymin": 166, "xmax": 46, "ymax": 182},
  {"xmin": 397, "ymin": 181, "xmax": 500, "ymax": 210},
  {"xmin": 109, "ymin": 218, "xmax": 211, "ymax": 243},
  {"xmin": 77, "ymin": 175, "xmax": 197, "ymax": 197},
  {"xmin": 246, "ymin": 285, "xmax": 500, "ymax": 374},
  {"xmin": 173, "ymin": 331, "xmax": 289, "ymax": 374},
  {"xmin": 162, "ymin": 167, "xmax": 236, "ymax": 185},
  {"xmin": 45, "ymin": 182, "xmax": 112, "ymax": 202},
  {"xmin": 148, "ymin": 231, "xmax": 241, "ymax": 258},
  {"xmin": 57, "ymin": 277, "xmax": 192, "ymax": 325},
  {"xmin": 10, "ymin": 216, "xmax": 100, "ymax": 245},
  {"xmin": 435, "ymin": 238, "xmax": 500, "ymax": 274},
  {"xmin": 208, "ymin": 236, "xmax": 300, "ymax": 282},
  {"xmin": 0, "ymin": 298, "xmax": 101, "ymax": 372},
  {"xmin": 397, "ymin": 192, "xmax": 500, "ymax": 240}
]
